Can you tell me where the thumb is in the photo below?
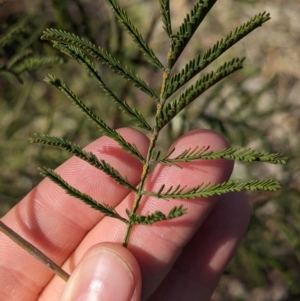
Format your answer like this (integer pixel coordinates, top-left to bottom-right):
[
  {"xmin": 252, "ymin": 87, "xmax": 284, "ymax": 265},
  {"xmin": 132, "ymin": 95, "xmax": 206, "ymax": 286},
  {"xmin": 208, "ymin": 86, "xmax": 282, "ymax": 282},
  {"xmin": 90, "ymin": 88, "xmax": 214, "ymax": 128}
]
[{"xmin": 59, "ymin": 242, "xmax": 142, "ymax": 301}]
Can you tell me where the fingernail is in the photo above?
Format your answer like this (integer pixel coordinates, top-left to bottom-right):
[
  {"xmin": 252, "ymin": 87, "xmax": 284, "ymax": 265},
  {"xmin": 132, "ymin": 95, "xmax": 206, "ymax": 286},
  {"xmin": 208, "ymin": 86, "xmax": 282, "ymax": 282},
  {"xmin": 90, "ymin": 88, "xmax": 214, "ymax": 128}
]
[{"xmin": 60, "ymin": 249, "xmax": 135, "ymax": 301}]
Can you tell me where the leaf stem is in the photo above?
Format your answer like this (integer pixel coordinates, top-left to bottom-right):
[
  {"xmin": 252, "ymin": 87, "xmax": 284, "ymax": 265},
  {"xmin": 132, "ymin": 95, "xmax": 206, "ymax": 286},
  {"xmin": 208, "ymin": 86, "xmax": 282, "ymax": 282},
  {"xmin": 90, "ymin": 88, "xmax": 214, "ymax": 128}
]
[{"xmin": 0, "ymin": 220, "xmax": 70, "ymax": 282}]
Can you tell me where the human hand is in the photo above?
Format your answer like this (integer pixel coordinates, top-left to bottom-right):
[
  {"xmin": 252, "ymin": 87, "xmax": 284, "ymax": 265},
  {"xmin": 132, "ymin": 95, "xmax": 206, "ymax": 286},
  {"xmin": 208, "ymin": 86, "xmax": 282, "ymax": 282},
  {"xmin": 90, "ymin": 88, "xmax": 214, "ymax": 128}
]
[{"xmin": 0, "ymin": 128, "xmax": 250, "ymax": 301}]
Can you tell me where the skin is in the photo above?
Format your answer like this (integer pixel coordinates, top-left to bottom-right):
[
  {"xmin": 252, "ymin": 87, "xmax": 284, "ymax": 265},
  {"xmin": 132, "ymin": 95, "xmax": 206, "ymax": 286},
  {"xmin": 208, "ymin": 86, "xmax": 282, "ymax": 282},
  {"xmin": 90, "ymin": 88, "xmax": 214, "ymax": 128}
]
[{"xmin": 0, "ymin": 128, "xmax": 250, "ymax": 301}]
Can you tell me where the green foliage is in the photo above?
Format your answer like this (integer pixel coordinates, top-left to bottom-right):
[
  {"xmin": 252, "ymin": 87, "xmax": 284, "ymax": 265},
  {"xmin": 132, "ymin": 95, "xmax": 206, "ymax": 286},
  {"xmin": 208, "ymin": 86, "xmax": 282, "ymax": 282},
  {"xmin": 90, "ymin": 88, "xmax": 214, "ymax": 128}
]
[
  {"xmin": 167, "ymin": 11, "xmax": 270, "ymax": 96},
  {"xmin": 31, "ymin": 134, "xmax": 137, "ymax": 191},
  {"xmin": 32, "ymin": 0, "xmax": 287, "ymax": 247},
  {"xmin": 128, "ymin": 205, "xmax": 187, "ymax": 225},
  {"xmin": 40, "ymin": 167, "xmax": 128, "ymax": 222},
  {"xmin": 159, "ymin": 0, "xmax": 172, "ymax": 37},
  {"xmin": 44, "ymin": 74, "xmax": 145, "ymax": 162},
  {"xmin": 146, "ymin": 180, "xmax": 280, "ymax": 199},
  {"xmin": 169, "ymin": 0, "xmax": 217, "ymax": 68},
  {"xmin": 154, "ymin": 146, "xmax": 287, "ymax": 166},
  {"xmin": 52, "ymin": 43, "xmax": 152, "ymax": 131},
  {"xmin": 41, "ymin": 29, "xmax": 158, "ymax": 99},
  {"xmin": 157, "ymin": 57, "xmax": 246, "ymax": 129},
  {"xmin": 104, "ymin": 0, "xmax": 164, "ymax": 70}
]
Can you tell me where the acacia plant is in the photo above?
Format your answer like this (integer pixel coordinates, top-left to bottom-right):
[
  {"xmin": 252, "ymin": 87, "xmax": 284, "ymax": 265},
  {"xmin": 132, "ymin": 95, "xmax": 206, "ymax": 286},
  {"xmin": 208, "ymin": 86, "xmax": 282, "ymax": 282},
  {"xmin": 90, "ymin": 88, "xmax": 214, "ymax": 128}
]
[{"xmin": 0, "ymin": 0, "xmax": 287, "ymax": 281}]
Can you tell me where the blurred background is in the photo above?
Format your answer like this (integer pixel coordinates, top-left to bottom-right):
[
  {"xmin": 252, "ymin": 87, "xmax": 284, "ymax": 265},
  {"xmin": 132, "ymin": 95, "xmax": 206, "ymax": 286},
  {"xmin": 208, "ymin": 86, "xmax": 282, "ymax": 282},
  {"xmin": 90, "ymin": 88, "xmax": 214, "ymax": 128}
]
[{"xmin": 0, "ymin": 0, "xmax": 299, "ymax": 300}]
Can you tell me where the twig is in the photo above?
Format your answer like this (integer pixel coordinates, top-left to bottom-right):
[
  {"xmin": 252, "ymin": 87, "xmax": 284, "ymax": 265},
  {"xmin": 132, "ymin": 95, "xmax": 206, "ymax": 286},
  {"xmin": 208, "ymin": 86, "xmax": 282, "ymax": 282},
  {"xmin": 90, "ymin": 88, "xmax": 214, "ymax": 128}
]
[{"xmin": 0, "ymin": 220, "xmax": 70, "ymax": 282}]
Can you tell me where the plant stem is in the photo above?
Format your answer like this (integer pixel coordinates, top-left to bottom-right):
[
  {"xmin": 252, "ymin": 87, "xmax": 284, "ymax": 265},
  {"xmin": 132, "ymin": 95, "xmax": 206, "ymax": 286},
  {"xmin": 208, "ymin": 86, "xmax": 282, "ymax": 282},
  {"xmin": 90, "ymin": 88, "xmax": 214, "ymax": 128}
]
[
  {"xmin": 123, "ymin": 223, "xmax": 133, "ymax": 247},
  {"xmin": 123, "ymin": 102, "xmax": 165, "ymax": 247},
  {"xmin": 131, "ymin": 103, "xmax": 162, "ymax": 213},
  {"xmin": 123, "ymin": 60, "xmax": 172, "ymax": 247},
  {"xmin": 0, "ymin": 220, "xmax": 70, "ymax": 282}
]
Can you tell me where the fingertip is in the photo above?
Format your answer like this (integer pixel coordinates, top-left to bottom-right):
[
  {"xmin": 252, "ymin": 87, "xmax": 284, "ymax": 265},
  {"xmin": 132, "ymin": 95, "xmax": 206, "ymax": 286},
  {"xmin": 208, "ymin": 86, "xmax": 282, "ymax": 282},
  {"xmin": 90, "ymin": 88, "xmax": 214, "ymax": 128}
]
[{"xmin": 59, "ymin": 242, "xmax": 142, "ymax": 301}]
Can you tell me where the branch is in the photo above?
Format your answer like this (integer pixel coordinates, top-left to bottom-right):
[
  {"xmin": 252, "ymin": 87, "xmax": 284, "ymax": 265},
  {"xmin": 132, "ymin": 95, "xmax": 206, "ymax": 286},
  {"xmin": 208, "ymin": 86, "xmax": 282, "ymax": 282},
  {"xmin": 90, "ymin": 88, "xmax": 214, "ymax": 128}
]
[{"xmin": 0, "ymin": 220, "xmax": 70, "ymax": 282}]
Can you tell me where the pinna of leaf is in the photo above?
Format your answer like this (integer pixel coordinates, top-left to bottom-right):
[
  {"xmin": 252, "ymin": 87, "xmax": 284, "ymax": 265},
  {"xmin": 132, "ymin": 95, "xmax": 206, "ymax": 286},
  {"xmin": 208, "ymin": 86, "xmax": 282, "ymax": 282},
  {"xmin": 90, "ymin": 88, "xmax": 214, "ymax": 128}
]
[{"xmin": 31, "ymin": 0, "xmax": 287, "ymax": 248}]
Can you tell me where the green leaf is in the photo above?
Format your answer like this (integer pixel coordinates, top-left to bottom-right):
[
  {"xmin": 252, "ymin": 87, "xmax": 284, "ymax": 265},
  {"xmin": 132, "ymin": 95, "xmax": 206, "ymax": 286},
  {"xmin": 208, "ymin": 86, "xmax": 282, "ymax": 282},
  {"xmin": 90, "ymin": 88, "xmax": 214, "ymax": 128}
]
[
  {"xmin": 31, "ymin": 134, "xmax": 138, "ymax": 191},
  {"xmin": 129, "ymin": 205, "xmax": 187, "ymax": 225},
  {"xmin": 159, "ymin": 0, "xmax": 172, "ymax": 37},
  {"xmin": 169, "ymin": 0, "xmax": 217, "ymax": 68},
  {"xmin": 167, "ymin": 205, "xmax": 187, "ymax": 219},
  {"xmin": 44, "ymin": 75, "xmax": 145, "ymax": 162},
  {"xmin": 157, "ymin": 146, "xmax": 288, "ymax": 165},
  {"xmin": 157, "ymin": 57, "xmax": 245, "ymax": 130},
  {"xmin": 104, "ymin": 0, "xmax": 164, "ymax": 70},
  {"xmin": 167, "ymin": 11, "xmax": 271, "ymax": 94},
  {"xmin": 40, "ymin": 167, "xmax": 128, "ymax": 223},
  {"xmin": 54, "ymin": 43, "xmax": 152, "ymax": 131},
  {"xmin": 145, "ymin": 180, "xmax": 281, "ymax": 200},
  {"xmin": 41, "ymin": 28, "xmax": 158, "ymax": 99}
]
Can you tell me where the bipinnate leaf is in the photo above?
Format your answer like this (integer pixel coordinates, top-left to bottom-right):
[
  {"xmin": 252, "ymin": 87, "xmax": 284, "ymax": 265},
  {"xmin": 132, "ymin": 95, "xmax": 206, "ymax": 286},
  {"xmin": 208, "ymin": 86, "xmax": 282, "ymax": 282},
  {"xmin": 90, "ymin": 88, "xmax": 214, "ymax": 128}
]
[
  {"xmin": 167, "ymin": 11, "xmax": 271, "ymax": 95},
  {"xmin": 44, "ymin": 75, "xmax": 144, "ymax": 162},
  {"xmin": 104, "ymin": 0, "xmax": 164, "ymax": 70},
  {"xmin": 30, "ymin": 1, "xmax": 284, "ymax": 251},
  {"xmin": 41, "ymin": 29, "xmax": 158, "ymax": 99},
  {"xmin": 40, "ymin": 167, "xmax": 128, "ymax": 222},
  {"xmin": 169, "ymin": 0, "xmax": 217, "ymax": 68},
  {"xmin": 31, "ymin": 134, "xmax": 137, "ymax": 191},
  {"xmin": 156, "ymin": 146, "xmax": 288, "ymax": 165},
  {"xmin": 145, "ymin": 180, "xmax": 281, "ymax": 200},
  {"xmin": 54, "ymin": 43, "xmax": 152, "ymax": 131},
  {"xmin": 157, "ymin": 57, "xmax": 245, "ymax": 130}
]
